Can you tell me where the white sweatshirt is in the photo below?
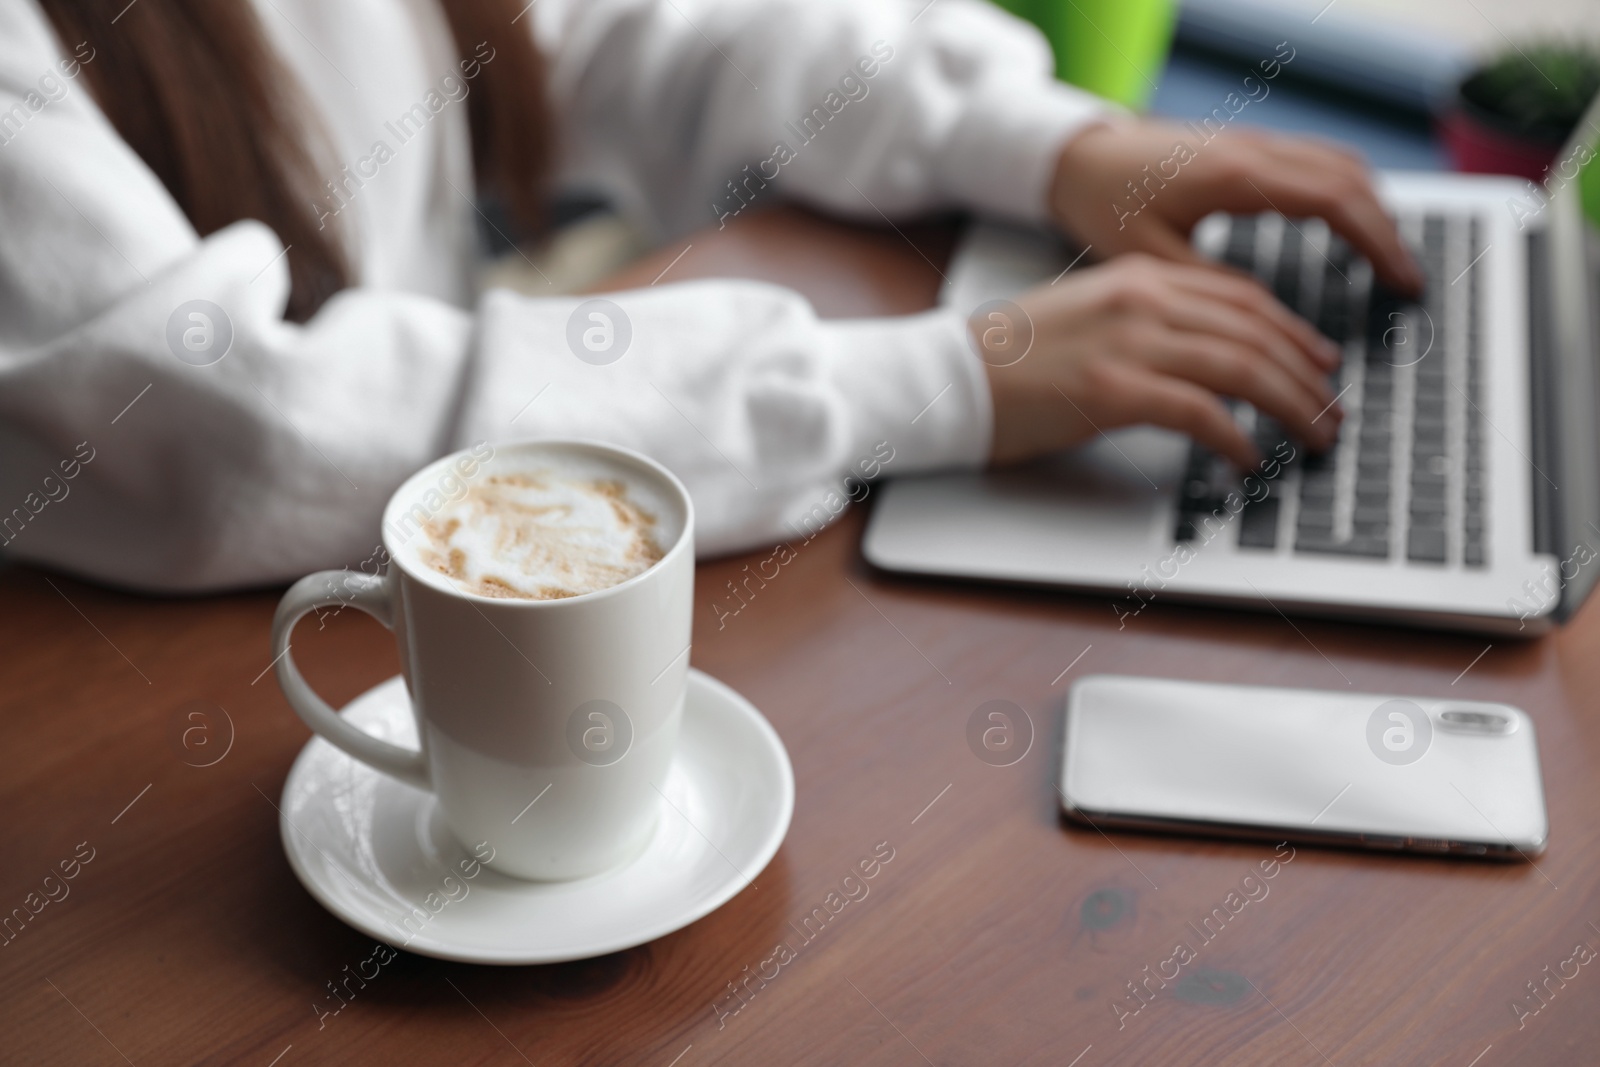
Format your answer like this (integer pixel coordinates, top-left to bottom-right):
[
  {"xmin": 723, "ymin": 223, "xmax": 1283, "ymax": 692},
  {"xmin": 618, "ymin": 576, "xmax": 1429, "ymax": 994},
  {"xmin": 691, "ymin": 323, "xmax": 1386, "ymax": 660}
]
[{"xmin": 0, "ymin": 0, "xmax": 1104, "ymax": 592}]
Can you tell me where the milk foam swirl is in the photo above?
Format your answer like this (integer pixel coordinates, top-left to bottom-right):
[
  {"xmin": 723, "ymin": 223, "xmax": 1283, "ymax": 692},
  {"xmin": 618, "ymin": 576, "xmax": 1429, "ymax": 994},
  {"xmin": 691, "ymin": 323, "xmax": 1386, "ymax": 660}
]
[{"xmin": 416, "ymin": 469, "xmax": 663, "ymax": 600}]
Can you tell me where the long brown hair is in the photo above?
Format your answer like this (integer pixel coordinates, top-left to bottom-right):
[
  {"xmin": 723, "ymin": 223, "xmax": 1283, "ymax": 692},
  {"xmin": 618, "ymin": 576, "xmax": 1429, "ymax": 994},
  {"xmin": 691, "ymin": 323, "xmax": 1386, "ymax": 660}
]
[{"xmin": 36, "ymin": 0, "xmax": 551, "ymax": 321}]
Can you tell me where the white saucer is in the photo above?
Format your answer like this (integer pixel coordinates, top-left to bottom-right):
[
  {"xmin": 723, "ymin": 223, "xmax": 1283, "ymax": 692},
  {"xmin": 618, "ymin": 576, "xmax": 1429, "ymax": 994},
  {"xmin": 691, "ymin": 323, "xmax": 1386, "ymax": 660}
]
[{"xmin": 279, "ymin": 669, "xmax": 794, "ymax": 964}]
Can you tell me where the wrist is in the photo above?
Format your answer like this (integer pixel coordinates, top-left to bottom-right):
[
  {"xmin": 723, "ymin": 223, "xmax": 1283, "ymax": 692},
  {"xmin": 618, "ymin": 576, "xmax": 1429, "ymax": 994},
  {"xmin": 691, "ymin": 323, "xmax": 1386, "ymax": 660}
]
[
  {"xmin": 1049, "ymin": 120, "xmax": 1120, "ymax": 226},
  {"xmin": 968, "ymin": 310, "xmax": 1037, "ymax": 466}
]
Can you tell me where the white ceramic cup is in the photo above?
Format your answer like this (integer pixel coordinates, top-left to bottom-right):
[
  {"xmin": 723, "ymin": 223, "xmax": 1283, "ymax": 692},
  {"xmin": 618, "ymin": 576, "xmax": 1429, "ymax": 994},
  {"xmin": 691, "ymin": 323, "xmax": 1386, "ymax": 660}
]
[{"xmin": 271, "ymin": 439, "xmax": 694, "ymax": 880}]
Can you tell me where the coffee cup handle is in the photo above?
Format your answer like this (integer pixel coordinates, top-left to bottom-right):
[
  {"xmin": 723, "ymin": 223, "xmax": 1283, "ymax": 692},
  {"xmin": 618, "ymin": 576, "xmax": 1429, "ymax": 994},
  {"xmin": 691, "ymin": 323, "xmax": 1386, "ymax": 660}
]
[{"xmin": 271, "ymin": 571, "xmax": 431, "ymax": 791}]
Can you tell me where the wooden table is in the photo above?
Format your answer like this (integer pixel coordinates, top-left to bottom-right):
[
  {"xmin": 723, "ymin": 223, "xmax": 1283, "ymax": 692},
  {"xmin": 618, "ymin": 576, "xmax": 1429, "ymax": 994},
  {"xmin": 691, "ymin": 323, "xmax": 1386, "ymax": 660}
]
[{"xmin": 4, "ymin": 206, "xmax": 1599, "ymax": 1067}]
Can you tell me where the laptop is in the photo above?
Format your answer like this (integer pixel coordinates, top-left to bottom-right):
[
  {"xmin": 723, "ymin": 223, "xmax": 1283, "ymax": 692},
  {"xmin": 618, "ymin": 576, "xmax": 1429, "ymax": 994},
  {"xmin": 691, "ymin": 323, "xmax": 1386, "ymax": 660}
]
[{"xmin": 864, "ymin": 93, "xmax": 1600, "ymax": 636}]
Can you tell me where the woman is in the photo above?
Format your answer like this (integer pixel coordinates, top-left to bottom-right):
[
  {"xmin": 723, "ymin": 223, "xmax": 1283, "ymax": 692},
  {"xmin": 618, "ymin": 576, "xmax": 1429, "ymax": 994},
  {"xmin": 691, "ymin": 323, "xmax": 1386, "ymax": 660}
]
[{"xmin": 0, "ymin": 0, "xmax": 1419, "ymax": 590}]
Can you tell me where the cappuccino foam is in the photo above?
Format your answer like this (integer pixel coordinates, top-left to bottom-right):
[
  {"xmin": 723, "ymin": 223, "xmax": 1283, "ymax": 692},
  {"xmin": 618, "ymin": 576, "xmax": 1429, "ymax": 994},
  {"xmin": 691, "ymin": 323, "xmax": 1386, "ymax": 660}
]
[{"xmin": 415, "ymin": 465, "xmax": 665, "ymax": 600}]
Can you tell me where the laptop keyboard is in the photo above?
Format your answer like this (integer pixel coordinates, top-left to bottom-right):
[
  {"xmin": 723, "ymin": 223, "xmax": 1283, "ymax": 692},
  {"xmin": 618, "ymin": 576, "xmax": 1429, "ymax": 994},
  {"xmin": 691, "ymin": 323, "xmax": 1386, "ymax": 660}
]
[{"xmin": 1174, "ymin": 212, "xmax": 1488, "ymax": 568}]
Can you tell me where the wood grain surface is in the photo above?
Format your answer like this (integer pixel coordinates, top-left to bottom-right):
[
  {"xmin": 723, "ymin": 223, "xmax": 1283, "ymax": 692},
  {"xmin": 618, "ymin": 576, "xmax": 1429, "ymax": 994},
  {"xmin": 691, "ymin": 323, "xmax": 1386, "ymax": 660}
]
[{"xmin": 2, "ymin": 205, "xmax": 1598, "ymax": 1067}]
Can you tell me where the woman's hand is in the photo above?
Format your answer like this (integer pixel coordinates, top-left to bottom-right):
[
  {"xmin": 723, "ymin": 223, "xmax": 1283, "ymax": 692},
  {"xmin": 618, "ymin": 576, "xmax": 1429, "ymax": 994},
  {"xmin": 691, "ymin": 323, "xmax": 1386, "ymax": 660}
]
[
  {"xmin": 978, "ymin": 254, "xmax": 1343, "ymax": 467},
  {"xmin": 1049, "ymin": 120, "xmax": 1424, "ymax": 294}
]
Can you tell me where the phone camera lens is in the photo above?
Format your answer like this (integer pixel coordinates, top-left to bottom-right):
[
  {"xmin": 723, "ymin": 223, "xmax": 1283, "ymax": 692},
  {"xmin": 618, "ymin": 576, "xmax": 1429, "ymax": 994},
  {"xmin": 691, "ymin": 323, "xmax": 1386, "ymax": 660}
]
[{"xmin": 1439, "ymin": 709, "xmax": 1513, "ymax": 733}]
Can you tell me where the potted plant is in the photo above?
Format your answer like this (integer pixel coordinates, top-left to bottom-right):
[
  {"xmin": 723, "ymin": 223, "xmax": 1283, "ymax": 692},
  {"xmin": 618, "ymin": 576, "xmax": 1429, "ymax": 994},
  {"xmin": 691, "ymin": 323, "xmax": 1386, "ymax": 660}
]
[{"xmin": 1439, "ymin": 43, "xmax": 1600, "ymax": 183}]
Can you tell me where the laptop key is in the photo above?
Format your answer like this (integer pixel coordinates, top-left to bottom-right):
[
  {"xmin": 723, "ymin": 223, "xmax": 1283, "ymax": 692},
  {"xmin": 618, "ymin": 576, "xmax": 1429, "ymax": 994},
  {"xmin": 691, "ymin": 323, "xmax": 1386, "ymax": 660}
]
[
  {"xmin": 1316, "ymin": 269, "xmax": 1350, "ymax": 341},
  {"xmin": 1238, "ymin": 497, "xmax": 1281, "ymax": 549},
  {"xmin": 1296, "ymin": 534, "xmax": 1390, "ymax": 559},
  {"xmin": 1173, "ymin": 443, "xmax": 1244, "ymax": 542},
  {"xmin": 1222, "ymin": 216, "xmax": 1258, "ymax": 271},
  {"xmin": 1355, "ymin": 478, "xmax": 1391, "ymax": 501},
  {"xmin": 1299, "ymin": 489, "xmax": 1337, "ymax": 512},
  {"xmin": 1359, "ymin": 426, "xmax": 1393, "ymax": 449},
  {"xmin": 1409, "ymin": 472, "xmax": 1445, "ymax": 493},
  {"xmin": 1274, "ymin": 226, "xmax": 1303, "ymax": 310},
  {"xmin": 1301, "ymin": 447, "xmax": 1334, "ymax": 473},
  {"xmin": 1408, "ymin": 527, "xmax": 1447, "ymax": 562},
  {"xmin": 1413, "ymin": 433, "xmax": 1447, "ymax": 455},
  {"xmin": 1297, "ymin": 505, "xmax": 1335, "ymax": 531},
  {"xmin": 1411, "ymin": 469, "xmax": 1447, "ymax": 491}
]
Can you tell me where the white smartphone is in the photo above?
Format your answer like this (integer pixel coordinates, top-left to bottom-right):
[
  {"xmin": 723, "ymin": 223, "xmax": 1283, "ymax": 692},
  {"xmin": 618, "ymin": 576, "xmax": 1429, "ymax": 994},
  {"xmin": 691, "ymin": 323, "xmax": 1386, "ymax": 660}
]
[{"xmin": 1060, "ymin": 675, "xmax": 1548, "ymax": 858}]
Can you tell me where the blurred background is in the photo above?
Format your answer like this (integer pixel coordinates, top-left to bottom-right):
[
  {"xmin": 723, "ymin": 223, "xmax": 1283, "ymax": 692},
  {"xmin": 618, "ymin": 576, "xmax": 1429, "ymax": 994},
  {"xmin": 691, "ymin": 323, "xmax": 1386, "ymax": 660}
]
[{"xmin": 492, "ymin": 0, "xmax": 1600, "ymax": 294}]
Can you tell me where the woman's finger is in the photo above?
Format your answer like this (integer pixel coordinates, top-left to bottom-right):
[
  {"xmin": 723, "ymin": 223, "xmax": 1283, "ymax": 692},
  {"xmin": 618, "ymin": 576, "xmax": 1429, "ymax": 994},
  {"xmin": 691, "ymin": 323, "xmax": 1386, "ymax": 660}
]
[
  {"xmin": 1264, "ymin": 140, "xmax": 1422, "ymax": 286},
  {"xmin": 1134, "ymin": 325, "xmax": 1338, "ymax": 452},
  {"xmin": 1150, "ymin": 281, "xmax": 1337, "ymax": 407},
  {"xmin": 1086, "ymin": 360, "xmax": 1260, "ymax": 468},
  {"xmin": 1164, "ymin": 264, "xmax": 1342, "ymax": 370},
  {"xmin": 1201, "ymin": 145, "xmax": 1424, "ymax": 293}
]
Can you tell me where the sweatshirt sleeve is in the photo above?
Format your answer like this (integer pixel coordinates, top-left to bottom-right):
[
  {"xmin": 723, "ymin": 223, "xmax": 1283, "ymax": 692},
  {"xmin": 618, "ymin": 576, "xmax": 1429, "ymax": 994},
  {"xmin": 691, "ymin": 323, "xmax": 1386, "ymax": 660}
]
[
  {"xmin": 0, "ymin": 0, "xmax": 990, "ymax": 592},
  {"xmin": 536, "ymin": 0, "xmax": 1111, "ymax": 236}
]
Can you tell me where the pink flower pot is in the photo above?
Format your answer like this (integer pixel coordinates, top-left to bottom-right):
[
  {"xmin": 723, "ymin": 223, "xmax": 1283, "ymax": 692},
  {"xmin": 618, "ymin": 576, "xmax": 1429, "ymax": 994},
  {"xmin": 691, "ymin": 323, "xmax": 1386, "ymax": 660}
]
[{"xmin": 1438, "ymin": 99, "xmax": 1565, "ymax": 183}]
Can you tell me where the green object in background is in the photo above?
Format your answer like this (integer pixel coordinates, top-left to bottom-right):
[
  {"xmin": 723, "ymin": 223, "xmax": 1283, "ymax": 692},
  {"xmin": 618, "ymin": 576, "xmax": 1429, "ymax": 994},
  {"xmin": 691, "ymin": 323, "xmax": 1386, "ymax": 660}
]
[
  {"xmin": 1583, "ymin": 143, "xmax": 1600, "ymax": 228},
  {"xmin": 990, "ymin": 0, "xmax": 1178, "ymax": 110}
]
